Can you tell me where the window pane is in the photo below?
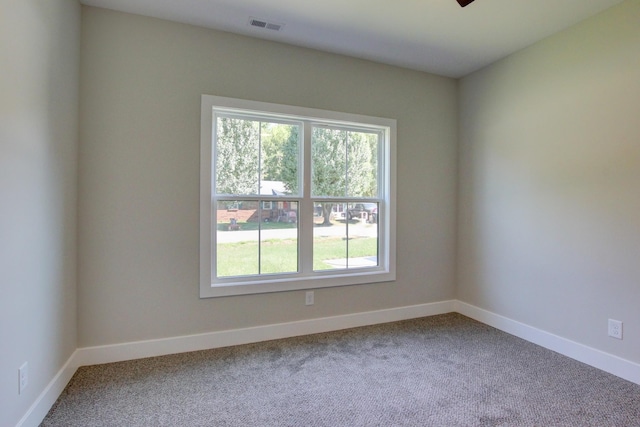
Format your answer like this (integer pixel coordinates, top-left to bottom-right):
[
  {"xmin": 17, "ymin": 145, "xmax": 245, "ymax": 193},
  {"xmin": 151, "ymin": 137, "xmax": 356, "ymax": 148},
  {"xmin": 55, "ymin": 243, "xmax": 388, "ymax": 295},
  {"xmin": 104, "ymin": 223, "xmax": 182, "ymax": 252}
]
[
  {"xmin": 260, "ymin": 122, "xmax": 300, "ymax": 196},
  {"xmin": 347, "ymin": 131, "xmax": 378, "ymax": 198},
  {"xmin": 313, "ymin": 202, "xmax": 379, "ymax": 271},
  {"xmin": 312, "ymin": 127, "xmax": 380, "ymax": 198},
  {"xmin": 215, "ymin": 117, "xmax": 260, "ymax": 195},
  {"xmin": 216, "ymin": 200, "xmax": 258, "ymax": 277},
  {"xmin": 312, "ymin": 127, "xmax": 347, "ymax": 197},
  {"xmin": 215, "ymin": 118, "xmax": 300, "ymax": 196},
  {"xmin": 313, "ymin": 202, "xmax": 347, "ymax": 270},
  {"xmin": 215, "ymin": 200, "xmax": 299, "ymax": 278},
  {"xmin": 346, "ymin": 202, "xmax": 379, "ymax": 269},
  {"xmin": 260, "ymin": 201, "xmax": 298, "ymax": 275}
]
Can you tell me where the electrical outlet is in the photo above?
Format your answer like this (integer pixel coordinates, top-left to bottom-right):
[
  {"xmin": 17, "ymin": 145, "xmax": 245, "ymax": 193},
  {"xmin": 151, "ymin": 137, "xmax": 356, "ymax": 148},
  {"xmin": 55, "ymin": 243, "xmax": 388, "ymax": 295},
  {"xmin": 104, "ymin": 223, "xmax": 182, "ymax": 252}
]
[
  {"xmin": 19, "ymin": 362, "xmax": 28, "ymax": 394},
  {"xmin": 305, "ymin": 291, "xmax": 314, "ymax": 306},
  {"xmin": 608, "ymin": 319, "xmax": 623, "ymax": 340}
]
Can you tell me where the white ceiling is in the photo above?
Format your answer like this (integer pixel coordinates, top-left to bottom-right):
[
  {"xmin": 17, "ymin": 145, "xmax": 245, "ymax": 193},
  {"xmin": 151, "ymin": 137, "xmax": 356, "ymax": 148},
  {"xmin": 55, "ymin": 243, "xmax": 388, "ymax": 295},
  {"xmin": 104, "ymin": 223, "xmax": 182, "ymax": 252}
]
[{"xmin": 80, "ymin": 0, "xmax": 625, "ymax": 78}]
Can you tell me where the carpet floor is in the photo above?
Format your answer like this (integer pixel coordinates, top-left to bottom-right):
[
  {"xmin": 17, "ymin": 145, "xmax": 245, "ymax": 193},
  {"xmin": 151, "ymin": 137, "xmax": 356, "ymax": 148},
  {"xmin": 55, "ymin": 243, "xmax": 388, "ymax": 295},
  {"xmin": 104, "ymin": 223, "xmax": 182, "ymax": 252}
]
[{"xmin": 42, "ymin": 313, "xmax": 640, "ymax": 426}]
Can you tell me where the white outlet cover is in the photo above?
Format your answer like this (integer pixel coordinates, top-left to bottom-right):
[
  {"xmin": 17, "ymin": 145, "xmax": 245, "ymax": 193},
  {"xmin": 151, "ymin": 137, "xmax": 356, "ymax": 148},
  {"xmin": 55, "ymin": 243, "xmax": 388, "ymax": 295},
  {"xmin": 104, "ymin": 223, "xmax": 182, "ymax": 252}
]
[
  {"xmin": 608, "ymin": 319, "xmax": 623, "ymax": 340},
  {"xmin": 305, "ymin": 291, "xmax": 314, "ymax": 306},
  {"xmin": 19, "ymin": 362, "xmax": 28, "ymax": 394}
]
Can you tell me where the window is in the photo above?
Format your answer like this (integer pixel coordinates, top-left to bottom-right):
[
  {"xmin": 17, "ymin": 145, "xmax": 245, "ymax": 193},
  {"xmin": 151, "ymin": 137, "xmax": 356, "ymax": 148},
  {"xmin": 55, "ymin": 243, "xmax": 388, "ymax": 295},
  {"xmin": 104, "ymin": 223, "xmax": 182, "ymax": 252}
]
[{"xmin": 200, "ymin": 95, "xmax": 396, "ymax": 297}]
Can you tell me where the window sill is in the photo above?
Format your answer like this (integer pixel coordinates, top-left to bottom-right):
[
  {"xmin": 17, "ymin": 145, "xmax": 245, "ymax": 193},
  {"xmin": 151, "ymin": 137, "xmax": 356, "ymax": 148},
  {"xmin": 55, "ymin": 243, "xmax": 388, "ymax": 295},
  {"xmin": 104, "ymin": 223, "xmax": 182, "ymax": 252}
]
[{"xmin": 200, "ymin": 268, "xmax": 395, "ymax": 298}]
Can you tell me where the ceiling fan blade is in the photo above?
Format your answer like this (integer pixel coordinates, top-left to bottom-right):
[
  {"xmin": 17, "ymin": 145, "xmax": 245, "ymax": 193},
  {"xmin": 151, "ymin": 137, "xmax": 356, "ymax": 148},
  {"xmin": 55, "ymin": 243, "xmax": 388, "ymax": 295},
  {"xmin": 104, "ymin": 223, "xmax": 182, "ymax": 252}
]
[{"xmin": 457, "ymin": 0, "xmax": 475, "ymax": 7}]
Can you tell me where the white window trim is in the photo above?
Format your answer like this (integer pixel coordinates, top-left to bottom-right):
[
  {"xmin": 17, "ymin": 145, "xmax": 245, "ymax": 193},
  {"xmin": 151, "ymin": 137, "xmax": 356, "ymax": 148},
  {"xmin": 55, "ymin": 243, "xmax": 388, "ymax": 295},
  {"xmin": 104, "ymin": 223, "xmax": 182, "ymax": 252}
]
[{"xmin": 200, "ymin": 95, "xmax": 396, "ymax": 298}]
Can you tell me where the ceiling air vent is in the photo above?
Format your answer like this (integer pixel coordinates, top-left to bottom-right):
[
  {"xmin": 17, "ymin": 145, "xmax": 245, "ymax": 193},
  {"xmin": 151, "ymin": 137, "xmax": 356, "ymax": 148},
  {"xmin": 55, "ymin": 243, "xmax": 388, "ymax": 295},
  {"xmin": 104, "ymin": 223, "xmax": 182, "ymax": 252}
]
[{"xmin": 249, "ymin": 17, "xmax": 284, "ymax": 32}]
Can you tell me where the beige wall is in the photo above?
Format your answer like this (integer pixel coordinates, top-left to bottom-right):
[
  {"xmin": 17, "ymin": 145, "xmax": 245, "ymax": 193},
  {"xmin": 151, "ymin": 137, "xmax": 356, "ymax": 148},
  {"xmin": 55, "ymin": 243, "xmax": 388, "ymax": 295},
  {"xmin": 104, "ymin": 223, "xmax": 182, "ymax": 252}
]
[
  {"xmin": 0, "ymin": 1, "xmax": 80, "ymax": 425},
  {"xmin": 457, "ymin": 0, "xmax": 640, "ymax": 363},
  {"xmin": 78, "ymin": 7, "xmax": 458, "ymax": 347}
]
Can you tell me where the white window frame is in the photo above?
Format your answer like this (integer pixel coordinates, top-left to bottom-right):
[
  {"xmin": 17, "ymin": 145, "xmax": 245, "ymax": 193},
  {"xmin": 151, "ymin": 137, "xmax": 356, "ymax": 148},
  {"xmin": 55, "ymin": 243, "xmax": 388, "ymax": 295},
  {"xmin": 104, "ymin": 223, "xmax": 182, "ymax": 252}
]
[{"xmin": 200, "ymin": 95, "xmax": 396, "ymax": 298}]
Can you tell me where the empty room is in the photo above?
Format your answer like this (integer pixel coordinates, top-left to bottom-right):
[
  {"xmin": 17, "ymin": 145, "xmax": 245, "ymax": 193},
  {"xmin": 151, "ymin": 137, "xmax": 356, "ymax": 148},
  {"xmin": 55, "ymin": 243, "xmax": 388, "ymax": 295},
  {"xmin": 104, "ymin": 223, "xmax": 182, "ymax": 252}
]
[{"xmin": 2, "ymin": 0, "xmax": 639, "ymax": 426}]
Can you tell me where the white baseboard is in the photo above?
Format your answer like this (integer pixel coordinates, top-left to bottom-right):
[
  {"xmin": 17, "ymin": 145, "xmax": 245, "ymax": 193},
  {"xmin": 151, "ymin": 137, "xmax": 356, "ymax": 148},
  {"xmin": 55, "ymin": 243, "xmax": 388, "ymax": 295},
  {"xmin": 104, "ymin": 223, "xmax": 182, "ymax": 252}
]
[
  {"xmin": 18, "ymin": 299, "xmax": 640, "ymax": 427},
  {"xmin": 74, "ymin": 300, "xmax": 455, "ymax": 366},
  {"xmin": 16, "ymin": 350, "xmax": 81, "ymax": 427},
  {"xmin": 455, "ymin": 301, "xmax": 640, "ymax": 385}
]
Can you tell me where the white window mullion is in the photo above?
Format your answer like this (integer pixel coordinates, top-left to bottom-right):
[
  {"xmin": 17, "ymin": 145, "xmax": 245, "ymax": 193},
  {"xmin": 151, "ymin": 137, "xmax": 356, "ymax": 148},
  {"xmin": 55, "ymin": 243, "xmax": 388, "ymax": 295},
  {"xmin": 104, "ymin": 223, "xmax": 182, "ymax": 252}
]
[
  {"xmin": 209, "ymin": 112, "xmax": 217, "ymax": 283},
  {"xmin": 345, "ymin": 131, "xmax": 350, "ymax": 268},
  {"xmin": 257, "ymin": 122, "xmax": 262, "ymax": 274},
  {"xmin": 257, "ymin": 203, "xmax": 262, "ymax": 275},
  {"xmin": 344, "ymin": 131, "xmax": 349, "ymax": 198},
  {"xmin": 299, "ymin": 121, "xmax": 313, "ymax": 274}
]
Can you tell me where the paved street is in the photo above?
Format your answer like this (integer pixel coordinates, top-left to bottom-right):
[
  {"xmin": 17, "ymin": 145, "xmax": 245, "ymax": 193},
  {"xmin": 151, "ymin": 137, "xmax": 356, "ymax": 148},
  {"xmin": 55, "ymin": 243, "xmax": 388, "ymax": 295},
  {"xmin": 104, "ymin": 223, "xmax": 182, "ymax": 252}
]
[{"xmin": 217, "ymin": 222, "xmax": 377, "ymax": 243}]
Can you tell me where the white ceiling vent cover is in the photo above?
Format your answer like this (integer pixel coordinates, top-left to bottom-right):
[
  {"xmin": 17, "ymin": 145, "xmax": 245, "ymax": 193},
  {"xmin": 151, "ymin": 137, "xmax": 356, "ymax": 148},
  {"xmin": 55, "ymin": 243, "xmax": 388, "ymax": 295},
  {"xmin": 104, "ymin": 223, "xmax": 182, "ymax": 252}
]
[{"xmin": 249, "ymin": 17, "xmax": 284, "ymax": 32}]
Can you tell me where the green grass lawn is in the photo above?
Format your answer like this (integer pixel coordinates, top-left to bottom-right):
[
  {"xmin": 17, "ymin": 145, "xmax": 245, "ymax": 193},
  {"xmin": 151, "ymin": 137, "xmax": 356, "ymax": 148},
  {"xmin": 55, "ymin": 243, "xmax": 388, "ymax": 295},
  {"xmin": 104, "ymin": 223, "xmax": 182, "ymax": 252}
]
[{"xmin": 216, "ymin": 236, "xmax": 377, "ymax": 277}]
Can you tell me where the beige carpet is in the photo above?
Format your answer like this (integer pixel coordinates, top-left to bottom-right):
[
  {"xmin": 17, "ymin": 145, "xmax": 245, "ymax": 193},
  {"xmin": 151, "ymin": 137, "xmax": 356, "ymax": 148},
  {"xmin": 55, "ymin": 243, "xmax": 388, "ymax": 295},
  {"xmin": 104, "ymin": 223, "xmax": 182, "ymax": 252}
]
[{"xmin": 42, "ymin": 313, "xmax": 640, "ymax": 426}]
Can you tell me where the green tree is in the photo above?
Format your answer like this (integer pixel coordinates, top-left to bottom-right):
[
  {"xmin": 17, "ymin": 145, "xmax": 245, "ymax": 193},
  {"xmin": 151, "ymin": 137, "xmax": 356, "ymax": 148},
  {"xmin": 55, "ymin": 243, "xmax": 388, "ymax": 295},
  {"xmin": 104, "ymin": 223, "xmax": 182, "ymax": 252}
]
[
  {"xmin": 262, "ymin": 123, "xmax": 299, "ymax": 193},
  {"xmin": 216, "ymin": 118, "xmax": 378, "ymax": 225},
  {"xmin": 346, "ymin": 131, "xmax": 377, "ymax": 197},
  {"xmin": 215, "ymin": 117, "xmax": 259, "ymax": 195},
  {"xmin": 311, "ymin": 127, "xmax": 347, "ymax": 197},
  {"xmin": 311, "ymin": 127, "xmax": 378, "ymax": 224}
]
